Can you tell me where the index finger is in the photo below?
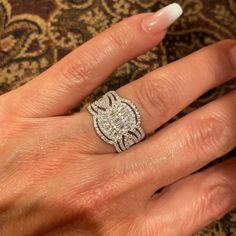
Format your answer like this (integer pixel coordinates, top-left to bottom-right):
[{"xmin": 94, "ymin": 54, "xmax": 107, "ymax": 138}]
[{"xmin": 2, "ymin": 4, "xmax": 183, "ymax": 118}]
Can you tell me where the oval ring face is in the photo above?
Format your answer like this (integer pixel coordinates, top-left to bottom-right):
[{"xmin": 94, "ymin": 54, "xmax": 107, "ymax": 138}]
[
  {"xmin": 97, "ymin": 101, "xmax": 138, "ymax": 142},
  {"xmin": 88, "ymin": 91, "xmax": 145, "ymax": 152}
]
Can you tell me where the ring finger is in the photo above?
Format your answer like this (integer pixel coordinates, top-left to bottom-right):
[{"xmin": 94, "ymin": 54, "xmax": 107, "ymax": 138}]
[{"xmin": 77, "ymin": 39, "xmax": 236, "ymax": 153}]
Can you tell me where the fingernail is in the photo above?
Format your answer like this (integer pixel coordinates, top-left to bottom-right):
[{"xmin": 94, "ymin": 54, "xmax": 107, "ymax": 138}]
[{"xmin": 141, "ymin": 3, "xmax": 183, "ymax": 34}]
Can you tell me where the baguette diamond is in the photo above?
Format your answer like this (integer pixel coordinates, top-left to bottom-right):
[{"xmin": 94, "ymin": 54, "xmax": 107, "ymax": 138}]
[{"xmin": 88, "ymin": 91, "xmax": 145, "ymax": 152}]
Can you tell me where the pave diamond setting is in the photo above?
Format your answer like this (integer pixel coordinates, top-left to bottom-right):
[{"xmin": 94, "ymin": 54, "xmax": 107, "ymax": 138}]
[{"xmin": 88, "ymin": 91, "xmax": 145, "ymax": 152}]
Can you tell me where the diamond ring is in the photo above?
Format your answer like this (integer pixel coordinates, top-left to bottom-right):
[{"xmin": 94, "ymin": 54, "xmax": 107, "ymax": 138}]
[{"xmin": 88, "ymin": 91, "xmax": 145, "ymax": 152}]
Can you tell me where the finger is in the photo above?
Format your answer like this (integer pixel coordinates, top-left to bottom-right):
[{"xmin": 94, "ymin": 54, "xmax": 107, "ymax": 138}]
[
  {"xmin": 75, "ymin": 39, "xmax": 236, "ymax": 154},
  {"xmin": 2, "ymin": 4, "xmax": 183, "ymax": 118},
  {"xmin": 117, "ymin": 39, "xmax": 236, "ymax": 134},
  {"xmin": 120, "ymin": 90, "xmax": 236, "ymax": 194},
  {"xmin": 146, "ymin": 157, "xmax": 236, "ymax": 236}
]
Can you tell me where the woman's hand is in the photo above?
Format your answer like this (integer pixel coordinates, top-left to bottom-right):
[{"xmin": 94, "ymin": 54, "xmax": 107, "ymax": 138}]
[{"xmin": 0, "ymin": 4, "xmax": 236, "ymax": 236}]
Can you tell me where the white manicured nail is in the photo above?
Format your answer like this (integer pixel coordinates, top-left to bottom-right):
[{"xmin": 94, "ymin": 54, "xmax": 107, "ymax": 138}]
[{"xmin": 142, "ymin": 3, "xmax": 183, "ymax": 34}]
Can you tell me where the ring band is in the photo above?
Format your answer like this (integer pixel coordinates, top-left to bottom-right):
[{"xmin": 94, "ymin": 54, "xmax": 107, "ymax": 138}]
[{"xmin": 88, "ymin": 91, "xmax": 145, "ymax": 152}]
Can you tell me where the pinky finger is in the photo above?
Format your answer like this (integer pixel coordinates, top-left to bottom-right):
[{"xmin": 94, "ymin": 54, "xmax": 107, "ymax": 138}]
[{"xmin": 146, "ymin": 157, "xmax": 236, "ymax": 236}]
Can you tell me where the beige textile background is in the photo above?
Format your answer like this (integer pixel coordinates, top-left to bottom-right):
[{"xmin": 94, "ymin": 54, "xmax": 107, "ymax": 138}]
[{"xmin": 0, "ymin": 0, "xmax": 236, "ymax": 235}]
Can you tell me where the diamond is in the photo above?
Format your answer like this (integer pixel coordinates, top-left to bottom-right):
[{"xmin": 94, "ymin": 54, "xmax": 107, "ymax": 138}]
[{"xmin": 88, "ymin": 91, "xmax": 145, "ymax": 152}]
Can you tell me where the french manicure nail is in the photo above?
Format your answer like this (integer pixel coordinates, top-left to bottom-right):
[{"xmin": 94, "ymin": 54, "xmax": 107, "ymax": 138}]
[{"xmin": 141, "ymin": 3, "xmax": 183, "ymax": 34}]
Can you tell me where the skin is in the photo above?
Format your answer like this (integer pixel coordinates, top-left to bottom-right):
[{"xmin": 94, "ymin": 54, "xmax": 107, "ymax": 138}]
[{"xmin": 0, "ymin": 13, "xmax": 235, "ymax": 236}]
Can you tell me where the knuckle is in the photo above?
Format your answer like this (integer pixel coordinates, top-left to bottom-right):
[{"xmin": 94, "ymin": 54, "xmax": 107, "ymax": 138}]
[
  {"xmin": 135, "ymin": 77, "xmax": 174, "ymax": 122},
  {"xmin": 78, "ymin": 188, "xmax": 115, "ymax": 223},
  {"xmin": 200, "ymin": 39, "xmax": 236, "ymax": 80},
  {"xmin": 186, "ymin": 112, "xmax": 232, "ymax": 157},
  {"xmin": 60, "ymin": 56, "xmax": 93, "ymax": 86},
  {"xmin": 108, "ymin": 21, "xmax": 135, "ymax": 52},
  {"xmin": 77, "ymin": 162, "xmax": 119, "ymax": 218},
  {"xmin": 200, "ymin": 177, "xmax": 235, "ymax": 223}
]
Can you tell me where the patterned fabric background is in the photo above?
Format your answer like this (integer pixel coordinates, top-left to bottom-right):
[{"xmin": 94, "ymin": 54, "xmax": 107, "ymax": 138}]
[{"xmin": 0, "ymin": 0, "xmax": 236, "ymax": 235}]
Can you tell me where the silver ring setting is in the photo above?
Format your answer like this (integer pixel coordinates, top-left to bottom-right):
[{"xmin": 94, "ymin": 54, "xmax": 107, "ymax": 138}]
[{"xmin": 88, "ymin": 91, "xmax": 145, "ymax": 152}]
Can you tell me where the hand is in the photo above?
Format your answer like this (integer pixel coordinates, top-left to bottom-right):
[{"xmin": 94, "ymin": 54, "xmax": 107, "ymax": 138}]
[{"xmin": 0, "ymin": 4, "xmax": 236, "ymax": 236}]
